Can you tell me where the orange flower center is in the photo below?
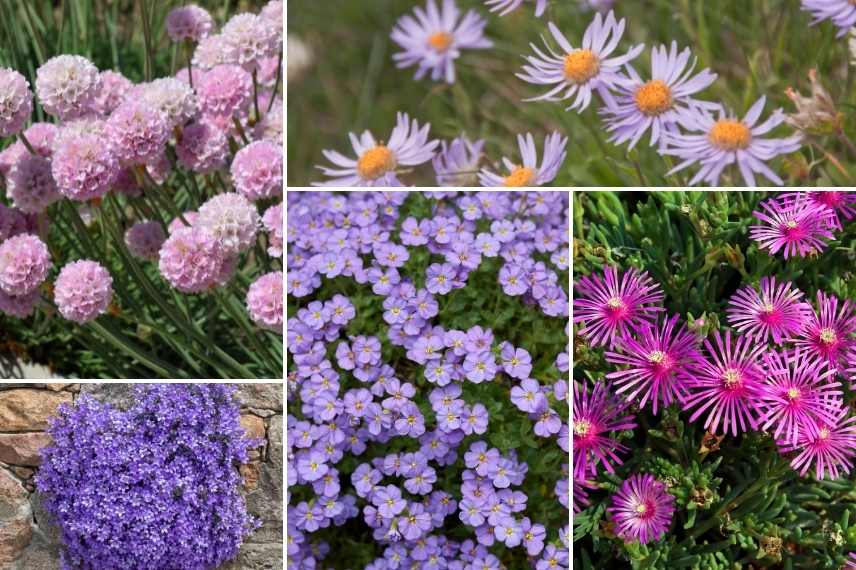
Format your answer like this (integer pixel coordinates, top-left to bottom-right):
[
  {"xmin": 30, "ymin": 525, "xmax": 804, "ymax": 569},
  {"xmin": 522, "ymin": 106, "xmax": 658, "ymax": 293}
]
[
  {"xmin": 504, "ymin": 166, "xmax": 536, "ymax": 187},
  {"xmin": 563, "ymin": 49, "xmax": 599, "ymax": 83},
  {"xmin": 357, "ymin": 145, "xmax": 396, "ymax": 180},
  {"xmin": 708, "ymin": 119, "xmax": 752, "ymax": 150},
  {"xmin": 427, "ymin": 32, "xmax": 453, "ymax": 52},
  {"xmin": 634, "ymin": 80, "xmax": 673, "ymax": 116}
]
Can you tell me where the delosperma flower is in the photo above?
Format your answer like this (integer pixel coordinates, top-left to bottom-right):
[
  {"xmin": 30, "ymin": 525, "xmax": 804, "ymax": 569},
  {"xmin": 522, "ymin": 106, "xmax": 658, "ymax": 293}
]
[
  {"xmin": 600, "ymin": 42, "xmax": 718, "ymax": 149},
  {"xmin": 477, "ymin": 132, "xmax": 567, "ymax": 187},
  {"xmin": 485, "ymin": 0, "xmax": 547, "ymax": 17},
  {"xmin": 682, "ymin": 329, "xmax": 768, "ymax": 436},
  {"xmin": 53, "ymin": 260, "xmax": 114, "ymax": 324},
  {"xmin": 794, "ymin": 291, "xmax": 856, "ymax": 371},
  {"xmin": 661, "ymin": 97, "xmax": 803, "ymax": 186},
  {"xmin": 782, "ymin": 190, "xmax": 856, "ymax": 230},
  {"xmin": 158, "ymin": 227, "xmax": 225, "ymax": 293},
  {"xmin": 0, "ymin": 233, "xmax": 51, "ymax": 296},
  {"xmin": 607, "ymin": 473, "xmax": 675, "ymax": 545},
  {"xmin": 51, "ymin": 126, "xmax": 120, "ymax": 201},
  {"xmin": 779, "ymin": 404, "xmax": 856, "ymax": 480},
  {"xmin": 572, "ymin": 380, "xmax": 636, "ymax": 479},
  {"xmin": 726, "ymin": 277, "xmax": 812, "ymax": 344},
  {"xmin": 315, "ymin": 112, "xmax": 439, "ymax": 186},
  {"xmin": 758, "ymin": 349, "xmax": 842, "ymax": 445},
  {"xmin": 195, "ymin": 192, "xmax": 260, "ymax": 256},
  {"xmin": 176, "ymin": 120, "xmax": 230, "ymax": 173},
  {"xmin": 517, "ymin": 12, "xmax": 643, "ymax": 112},
  {"xmin": 124, "ymin": 221, "xmax": 167, "ymax": 261},
  {"xmin": 390, "ymin": 0, "xmax": 492, "ymax": 84},
  {"xmin": 0, "ymin": 67, "xmax": 33, "ymax": 137},
  {"xmin": 196, "ymin": 64, "xmax": 254, "ymax": 118},
  {"xmin": 750, "ymin": 193, "xmax": 836, "ymax": 258},
  {"xmin": 35, "ymin": 54, "xmax": 101, "ymax": 120},
  {"xmin": 573, "ymin": 265, "xmax": 664, "ymax": 347},
  {"xmin": 605, "ymin": 314, "xmax": 703, "ymax": 414},
  {"xmin": 106, "ymin": 100, "xmax": 171, "ymax": 165},
  {"xmin": 246, "ymin": 270, "xmax": 283, "ymax": 333},
  {"xmin": 433, "ymin": 135, "xmax": 485, "ymax": 186},
  {"xmin": 6, "ymin": 153, "xmax": 61, "ymax": 214},
  {"xmin": 231, "ymin": 140, "xmax": 283, "ymax": 200},
  {"xmin": 800, "ymin": 0, "xmax": 856, "ymax": 37},
  {"xmin": 166, "ymin": 4, "xmax": 215, "ymax": 42}
]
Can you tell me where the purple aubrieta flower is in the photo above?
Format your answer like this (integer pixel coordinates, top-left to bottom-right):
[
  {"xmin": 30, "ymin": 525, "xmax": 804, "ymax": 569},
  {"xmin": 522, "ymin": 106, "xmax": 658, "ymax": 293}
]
[
  {"xmin": 517, "ymin": 12, "xmax": 644, "ymax": 113},
  {"xmin": 485, "ymin": 0, "xmax": 547, "ymax": 17},
  {"xmin": 500, "ymin": 343, "xmax": 533, "ymax": 379},
  {"xmin": 800, "ymin": 0, "xmax": 856, "ymax": 37},
  {"xmin": 425, "ymin": 262, "xmax": 457, "ymax": 295},
  {"xmin": 600, "ymin": 42, "xmax": 718, "ymax": 149},
  {"xmin": 315, "ymin": 112, "xmax": 439, "ymax": 186},
  {"xmin": 391, "ymin": 0, "xmax": 492, "ymax": 84},
  {"xmin": 536, "ymin": 545, "xmax": 570, "ymax": 570},
  {"xmin": 434, "ymin": 135, "xmax": 485, "ymax": 186},
  {"xmin": 461, "ymin": 403, "xmax": 489, "ymax": 435},
  {"xmin": 608, "ymin": 473, "xmax": 675, "ymax": 545},
  {"xmin": 661, "ymin": 97, "xmax": 803, "ymax": 186},
  {"xmin": 749, "ymin": 193, "xmax": 836, "ymax": 257},
  {"xmin": 478, "ymin": 132, "xmax": 568, "ymax": 187}
]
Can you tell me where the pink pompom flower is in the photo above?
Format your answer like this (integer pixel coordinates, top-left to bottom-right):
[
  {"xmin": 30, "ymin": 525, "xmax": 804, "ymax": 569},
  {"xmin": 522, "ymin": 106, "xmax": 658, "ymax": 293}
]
[
  {"xmin": 21, "ymin": 123, "xmax": 58, "ymax": 157},
  {"xmin": 195, "ymin": 192, "xmax": 259, "ymax": 256},
  {"xmin": 221, "ymin": 13, "xmax": 280, "ymax": 72},
  {"xmin": 608, "ymin": 473, "xmax": 675, "ymax": 545},
  {"xmin": 0, "ymin": 233, "xmax": 51, "ymax": 296},
  {"xmin": 35, "ymin": 55, "xmax": 101, "ymax": 120},
  {"xmin": 0, "ymin": 68, "xmax": 33, "ymax": 137},
  {"xmin": 52, "ymin": 122, "xmax": 119, "ymax": 201},
  {"xmin": 166, "ymin": 4, "xmax": 214, "ymax": 42},
  {"xmin": 54, "ymin": 260, "xmax": 113, "ymax": 324},
  {"xmin": 231, "ymin": 140, "xmax": 283, "ymax": 200},
  {"xmin": 125, "ymin": 221, "xmax": 167, "ymax": 261},
  {"xmin": 572, "ymin": 380, "xmax": 636, "ymax": 480},
  {"xmin": 193, "ymin": 35, "xmax": 232, "ymax": 70},
  {"xmin": 262, "ymin": 203, "xmax": 283, "ymax": 258},
  {"xmin": 6, "ymin": 153, "xmax": 60, "ymax": 214},
  {"xmin": 106, "ymin": 100, "xmax": 170, "ymax": 165},
  {"xmin": 726, "ymin": 276, "xmax": 812, "ymax": 345},
  {"xmin": 132, "ymin": 78, "xmax": 199, "ymax": 128},
  {"xmin": 196, "ymin": 64, "xmax": 253, "ymax": 119},
  {"xmin": 158, "ymin": 226, "xmax": 225, "ymax": 293},
  {"xmin": 93, "ymin": 70, "xmax": 133, "ymax": 116},
  {"xmin": 0, "ymin": 288, "xmax": 39, "ymax": 318},
  {"xmin": 176, "ymin": 120, "xmax": 229, "ymax": 174},
  {"xmin": 246, "ymin": 270, "xmax": 283, "ymax": 333}
]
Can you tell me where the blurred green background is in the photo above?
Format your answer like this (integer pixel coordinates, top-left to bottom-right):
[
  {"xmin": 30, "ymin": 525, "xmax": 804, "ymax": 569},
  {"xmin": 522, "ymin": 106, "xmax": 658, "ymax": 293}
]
[{"xmin": 287, "ymin": 0, "xmax": 856, "ymax": 186}]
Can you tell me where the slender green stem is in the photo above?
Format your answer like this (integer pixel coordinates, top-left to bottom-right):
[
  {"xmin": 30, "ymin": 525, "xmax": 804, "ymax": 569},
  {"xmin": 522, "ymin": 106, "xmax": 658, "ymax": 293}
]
[
  {"xmin": 267, "ymin": 50, "xmax": 283, "ymax": 113},
  {"xmin": 88, "ymin": 320, "xmax": 186, "ymax": 378}
]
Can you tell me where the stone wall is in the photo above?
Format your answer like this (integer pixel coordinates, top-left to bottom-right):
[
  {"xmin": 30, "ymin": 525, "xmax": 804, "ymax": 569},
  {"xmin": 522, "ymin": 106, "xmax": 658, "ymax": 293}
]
[{"xmin": 0, "ymin": 384, "xmax": 283, "ymax": 570}]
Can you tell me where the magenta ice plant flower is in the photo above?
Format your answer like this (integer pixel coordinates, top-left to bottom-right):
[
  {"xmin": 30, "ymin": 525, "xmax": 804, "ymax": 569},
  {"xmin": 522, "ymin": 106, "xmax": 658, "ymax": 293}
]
[
  {"xmin": 750, "ymin": 192, "xmax": 836, "ymax": 258},
  {"xmin": 607, "ymin": 473, "xmax": 675, "ymax": 545},
  {"xmin": 794, "ymin": 291, "xmax": 856, "ymax": 371},
  {"xmin": 478, "ymin": 132, "xmax": 567, "ymax": 187},
  {"xmin": 778, "ymin": 404, "xmax": 856, "ymax": 480},
  {"xmin": 726, "ymin": 277, "xmax": 812, "ymax": 344},
  {"xmin": 572, "ymin": 380, "xmax": 637, "ymax": 479}
]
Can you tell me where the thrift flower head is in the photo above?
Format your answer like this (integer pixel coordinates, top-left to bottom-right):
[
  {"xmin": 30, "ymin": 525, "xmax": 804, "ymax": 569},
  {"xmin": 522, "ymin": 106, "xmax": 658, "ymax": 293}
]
[
  {"xmin": 517, "ymin": 13, "xmax": 643, "ymax": 112},
  {"xmin": 779, "ymin": 405, "xmax": 856, "ymax": 480},
  {"xmin": 485, "ymin": 0, "xmax": 547, "ymax": 17},
  {"xmin": 166, "ymin": 4, "xmax": 215, "ymax": 42},
  {"xmin": 0, "ymin": 288, "xmax": 39, "ymax": 318},
  {"xmin": 478, "ymin": 132, "xmax": 567, "ymax": 187},
  {"xmin": 750, "ymin": 192, "xmax": 836, "ymax": 257},
  {"xmin": 193, "ymin": 34, "xmax": 232, "ymax": 70},
  {"xmin": 221, "ymin": 12, "xmax": 280, "ymax": 72},
  {"xmin": 601, "ymin": 42, "xmax": 717, "ymax": 149},
  {"xmin": 315, "ymin": 112, "xmax": 439, "ymax": 186},
  {"xmin": 231, "ymin": 140, "xmax": 283, "ymax": 200},
  {"xmin": 196, "ymin": 64, "xmax": 254, "ymax": 118},
  {"xmin": 54, "ymin": 259, "xmax": 113, "ymax": 324},
  {"xmin": 106, "ymin": 100, "xmax": 171, "ymax": 165},
  {"xmin": 608, "ymin": 473, "xmax": 675, "ymax": 545},
  {"xmin": 124, "ymin": 220, "xmax": 167, "ymax": 261},
  {"xmin": 433, "ymin": 135, "xmax": 484, "ymax": 186},
  {"xmin": 726, "ymin": 276, "xmax": 812, "ymax": 344},
  {"xmin": 92, "ymin": 70, "xmax": 132, "ymax": 116},
  {"xmin": 195, "ymin": 192, "xmax": 259, "ymax": 255},
  {"xmin": 176, "ymin": 120, "xmax": 230, "ymax": 173},
  {"xmin": 35, "ymin": 55, "xmax": 101, "ymax": 120},
  {"xmin": 133, "ymin": 77, "xmax": 199, "ymax": 128},
  {"xmin": 572, "ymin": 380, "xmax": 637, "ymax": 479},
  {"xmin": 391, "ymin": 0, "xmax": 492, "ymax": 84},
  {"xmin": 0, "ymin": 234, "xmax": 51, "ymax": 296},
  {"xmin": 0, "ymin": 68, "xmax": 33, "ymax": 137},
  {"xmin": 800, "ymin": 0, "xmax": 856, "ymax": 37},
  {"xmin": 664, "ymin": 97, "xmax": 803, "ymax": 186},
  {"xmin": 6, "ymin": 153, "xmax": 60, "ymax": 214},
  {"xmin": 262, "ymin": 203, "xmax": 283, "ymax": 258},
  {"xmin": 246, "ymin": 270, "xmax": 283, "ymax": 333},
  {"xmin": 573, "ymin": 265, "xmax": 664, "ymax": 347},
  {"xmin": 51, "ymin": 125, "xmax": 120, "ymax": 201},
  {"xmin": 158, "ymin": 227, "xmax": 225, "ymax": 293}
]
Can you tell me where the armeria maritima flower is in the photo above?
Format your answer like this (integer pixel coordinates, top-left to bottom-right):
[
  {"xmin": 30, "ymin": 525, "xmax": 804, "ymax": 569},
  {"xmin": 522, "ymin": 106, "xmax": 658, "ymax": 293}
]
[
  {"xmin": 231, "ymin": 140, "xmax": 283, "ymax": 201},
  {"xmin": 758, "ymin": 349, "xmax": 842, "ymax": 445},
  {"xmin": 607, "ymin": 473, "xmax": 675, "ymax": 545},
  {"xmin": 166, "ymin": 4, "xmax": 214, "ymax": 42},
  {"xmin": 800, "ymin": 0, "xmax": 856, "ymax": 37},
  {"xmin": 778, "ymin": 404, "xmax": 856, "ymax": 480},
  {"xmin": 315, "ymin": 112, "xmax": 439, "ymax": 186},
  {"xmin": 478, "ymin": 132, "xmax": 567, "ymax": 187},
  {"xmin": 726, "ymin": 276, "xmax": 812, "ymax": 344},
  {"xmin": 573, "ymin": 265, "xmax": 664, "ymax": 347},
  {"xmin": 661, "ymin": 97, "xmax": 803, "ymax": 186},
  {"xmin": 572, "ymin": 380, "xmax": 637, "ymax": 480},
  {"xmin": 390, "ymin": 0, "xmax": 492, "ymax": 84},
  {"xmin": 794, "ymin": 291, "xmax": 856, "ymax": 372},
  {"xmin": 485, "ymin": 0, "xmax": 547, "ymax": 16},
  {"xmin": 0, "ymin": 234, "xmax": 51, "ymax": 296},
  {"xmin": 35, "ymin": 55, "xmax": 100, "ymax": 121},
  {"xmin": 246, "ymin": 271, "xmax": 283, "ymax": 333},
  {"xmin": 517, "ymin": 12, "xmax": 643, "ymax": 112},
  {"xmin": 600, "ymin": 42, "xmax": 717, "ymax": 149},
  {"xmin": 0, "ymin": 68, "xmax": 33, "ymax": 137},
  {"xmin": 682, "ymin": 329, "xmax": 768, "ymax": 436},
  {"xmin": 750, "ymin": 193, "xmax": 835, "ymax": 258},
  {"xmin": 605, "ymin": 314, "xmax": 703, "ymax": 414},
  {"xmin": 54, "ymin": 260, "xmax": 114, "ymax": 324}
]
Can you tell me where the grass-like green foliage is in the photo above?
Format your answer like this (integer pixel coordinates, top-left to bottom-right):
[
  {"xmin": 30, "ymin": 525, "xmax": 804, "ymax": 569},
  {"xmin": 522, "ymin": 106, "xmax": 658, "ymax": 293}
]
[
  {"xmin": 0, "ymin": 0, "xmax": 280, "ymax": 379},
  {"xmin": 287, "ymin": 192, "xmax": 569, "ymax": 568},
  {"xmin": 573, "ymin": 191, "xmax": 856, "ymax": 569},
  {"xmin": 287, "ymin": 0, "xmax": 856, "ymax": 186}
]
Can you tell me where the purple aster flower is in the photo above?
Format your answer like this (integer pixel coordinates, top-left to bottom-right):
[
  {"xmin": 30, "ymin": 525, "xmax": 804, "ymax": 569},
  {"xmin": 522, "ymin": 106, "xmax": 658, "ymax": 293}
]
[
  {"xmin": 511, "ymin": 378, "xmax": 547, "ymax": 413},
  {"xmin": 800, "ymin": 0, "xmax": 856, "ymax": 37},
  {"xmin": 749, "ymin": 193, "xmax": 836, "ymax": 257},
  {"xmin": 500, "ymin": 343, "xmax": 533, "ymax": 379},
  {"xmin": 662, "ymin": 98, "xmax": 803, "ymax": 186},
  {"xmin": 517, "ymin": 13, "xmax": 643, "ymax": 112},
  {"xmin": 373, "ymin": 485, "xmax": 407, "ymax": 519},
  {"xmin": 726, "ymin": 277, "xmax": 812, "ymax": 344},
  {"xmin": 391, "ymin": 0, "xmax": 492, "ymax": 84},
  {"xmin": 297, "ymin": 451, "xmax": 329, "ymax": 482},
  {"xmin": 573, "ymin": 266, "xmax": 664, "ymax": 347},
  {"xmin": 478, "ymin": 132, "xmax": 567, "ymax": 187},
  {"xmin": 0, "ymin": 68, "xmax": 33, "ymax": 137},
  {"xmin": 608, "ymin": 473, "xmax": 675, "ymax": 545},
  {"xmin": 572, "ymin": 381, "xmax": 636, "ymax": 479},
  {"xmin": 315, "ymin": 112, "xmax": 439, "ymax": 186},
  {"xmin": 682, "ymin": 329, "xmax": 767, "ymax": 436},
  {"xmin": 605, "ymin": 315, "xmax": 703, "ymax": 414},
  {"xmin": 463, "ymin": 351, "xmax": 497, "ymax": 383},
  {"xmin": 600, "ymin": 42, "xmax": 717, "ymax": 149},
  {"xmin": 485, "ymin": 0, "xmax": 547, "ymax": 17},
  {"xmin": 433, "ymin": 135, "xmax": 484, "ymax": 186},
  {"xmin": 759, "ymin": 349, "xmax": 842, "ymax": 445},
  {"xmin": 795, "ymin": 291, "xmax": 856, "ymax": 371},
  {"xmin": 779, "ymin": 404, "xmax": 856, "ymax": 480}
]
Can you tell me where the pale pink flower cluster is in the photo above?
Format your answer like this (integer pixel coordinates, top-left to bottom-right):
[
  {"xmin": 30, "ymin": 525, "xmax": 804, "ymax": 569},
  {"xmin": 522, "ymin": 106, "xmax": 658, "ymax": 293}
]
[
  {"xmin": 246, "ymin": 270, "xmax": 283, "ymax": 333},
  {"xmin": 231, "ymin": 140, "xmax": 283, "ymax": 201},
  {"xmin": 35, "ymin": 55, "xmax": 101, "ymax": 120},
  {"xmin": 166, "ymin": 4, "xmax": 215, "ymax": 42},
  {"xmin": 54, "ymin": 260, "xmax": 114, "ymax": 323},
  {"xmin": 0, "ymin": 234, "xmax": 51, "ymax": 296}
]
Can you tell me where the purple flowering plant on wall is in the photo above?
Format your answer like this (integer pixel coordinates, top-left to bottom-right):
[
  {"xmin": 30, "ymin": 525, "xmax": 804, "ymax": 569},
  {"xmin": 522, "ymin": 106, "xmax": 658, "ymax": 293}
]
[
  {"xmin": 573, "ymin": 191, "xmax": 856, "ymax": 568},
  {"xmin": 36, "ymin": 384, "xmax": 260, "ymax": 570},
  {"xmin": 287, "ymin": 191, "xmax": 570, "ymax": 569}
]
